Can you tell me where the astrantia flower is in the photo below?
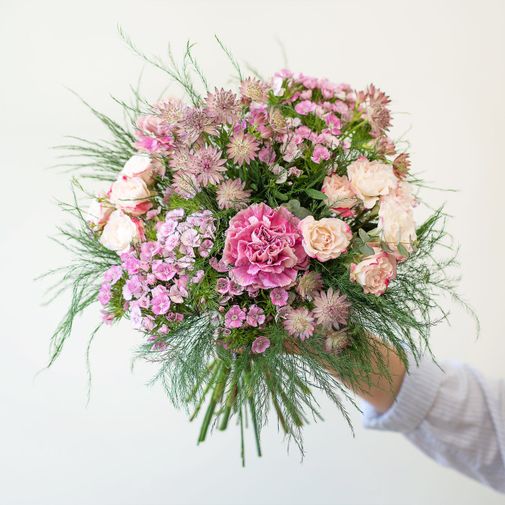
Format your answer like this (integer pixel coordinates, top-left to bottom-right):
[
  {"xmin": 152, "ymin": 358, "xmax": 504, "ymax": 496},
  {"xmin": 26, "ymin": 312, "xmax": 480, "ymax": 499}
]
[
  {"xmin": 296, "ymin": 271, "xmax": 323, "ymax": 300},
  {"xmin": 268, "ymin": 108, "xmax": 287, "ymax": 133},
  {"xmin": 312, "ymin": 288, "xmax": 350, "ymax": 330},
  {"xmin": 172, "ymin": 172, "xmax": 201, "ymax": 199},
  {"xmin": 205, "ymin": 88, "xmax": 241, "ymax": 124},
  {"xmin": 190, "ymin": 147, "xmax": 227, "ymax": 187},
  {"xmin": 169, "ymin": 148, "xmax": 192, "ymax": 172},
  {"xmin": 393, "ymin": 152, "xmax": 411, "ymax": 179},
  {"xmin": 179, "ymin": 107, "xmax": 218, "ymax": 144},
  {"xmin": 225, "ymin": 305, "xmax": 246, "ymax": 329},
  {"xmin": 216, "ymin": 179, "xmax": 251, "ymax": 210},
  {"xmin": 154, "ymin": 98, "xmax": 186, "ymax": 124},
  {"xmin": 324, "ymin": 329, "xmax": 349, "ymax": 354},
  {"xmin": 358, "ymin": 84, "xmax": 392, "ymax": 137},
  {"xmin": 227, "ymin": 133, "xmax": 259, "ymax": 165},
  {"xmin": 240, "ymin": 77, "xmax": 269, "ymax": 103},
  {"xmin": 283, "ymin": 307, "xmax": 315, "ymax": 341}
]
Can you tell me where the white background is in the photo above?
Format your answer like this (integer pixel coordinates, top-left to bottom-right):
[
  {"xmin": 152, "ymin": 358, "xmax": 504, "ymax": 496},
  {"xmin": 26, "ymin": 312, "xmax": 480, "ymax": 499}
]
[{"xmin": 1, "ymin": 1, "xmax": 504, "ymax": 504}]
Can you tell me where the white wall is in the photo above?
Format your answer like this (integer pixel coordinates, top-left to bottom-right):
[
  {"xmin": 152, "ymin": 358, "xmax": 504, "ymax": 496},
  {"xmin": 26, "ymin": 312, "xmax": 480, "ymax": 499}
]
[{"xmin": 1, "ymin": 1, "xmax": 504, "ymax": 504}]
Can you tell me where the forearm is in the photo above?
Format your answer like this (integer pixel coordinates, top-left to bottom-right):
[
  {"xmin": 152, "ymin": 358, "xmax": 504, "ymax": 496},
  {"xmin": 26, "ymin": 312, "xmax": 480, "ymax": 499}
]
[{"xmin": 323, "ymin": 339, "xmax": 406, "ymax": 413}]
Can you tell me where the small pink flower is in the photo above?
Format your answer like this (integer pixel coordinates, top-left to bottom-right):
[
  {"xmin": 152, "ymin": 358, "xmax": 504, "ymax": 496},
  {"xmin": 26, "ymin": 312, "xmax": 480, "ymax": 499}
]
[
  {"xmin": 192, "ymin": 270, "xmax": 205, "ymax": 283},
  {"xmin": 324, "ymin": 113, "xmax": 341, "ymax": 134},
  {"xmin": 98, "ymin": 283, "xmax": 111, "ymax": 305},
  {"xmin": 258, "ymin": 146, "xmax": 275, "ymax": 164},
  {"xmin": 121, "ymin": 253, "xmax": 141, "ymax": 275},
  {"xmin": 246, "ymin": 304, "xmax": 266, "ymax": 327},
  {"xmin": 295, "ymin": 100, "xmax": 316, "ymax": 115},
  {"xmin": 251, "ymin": 336, "xmax": 270, "ymax": 354},
  {"xmin": 311, "ymin": 144, "xmax": 330, "ymax": 164},
  {"xmin": 103, "ymin": 265, "xmax": 123, "ymax": 285},
  {"xmin": 216, "ymin": 278, "xmax": 231, "ymax": 294},
  {"xmin": 225, "ymin": 305, "xmax": 246, "ymax": 329},
  {"xmin": 270, "ymin": 288, "xmax": 289, "ymax": 307},
  {"xmin": 152, "ymin": 260, "xmax": 177, "ymax": 282},
  {"xmin": 151, "ymin": 292, "xmax": 171, "ymax": 315},
  {"xmin": 209, "ymin": 257, "xmax": 229, "ymax": 273},
  {"xmin": 101, "ymin": 310, "xmax": 114, "ymax": 325}
]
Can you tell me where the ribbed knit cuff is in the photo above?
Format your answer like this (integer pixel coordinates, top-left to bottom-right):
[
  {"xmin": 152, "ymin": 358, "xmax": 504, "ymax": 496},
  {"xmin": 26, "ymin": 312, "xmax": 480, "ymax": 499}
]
[{"xmin": 362, "ymin": 352, "xmax": 445, "ymax": 433}]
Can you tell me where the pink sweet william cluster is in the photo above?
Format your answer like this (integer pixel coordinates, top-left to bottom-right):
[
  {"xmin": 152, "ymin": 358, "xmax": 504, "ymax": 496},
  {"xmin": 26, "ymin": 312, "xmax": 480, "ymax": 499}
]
[{"xmin": 98, "ymin": 209, "xmax": 215, "ymax": 335}]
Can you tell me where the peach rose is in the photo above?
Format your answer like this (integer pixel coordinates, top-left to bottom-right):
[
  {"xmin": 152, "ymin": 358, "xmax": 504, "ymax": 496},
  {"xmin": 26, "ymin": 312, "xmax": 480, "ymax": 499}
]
[
  {"xmin": 100, "ymin": 210, "xmax": 140, "ymax": 252},
  {"xmin": 322, "ymin": 174, "xmax": 358, "ymax": 217},
  {"xmin": 299, "ymin": 216, "xmax": 352, "ymax": 262},
  {"xmin": 121, "ymin": 154, "xmax": 165, "ymax": 185},
  {"xmin": 86, "ymin": 194, "xmax": 113, "ymax": 230},
  {"xmin": 347, "ymin": 157, "xmax": 397, "ymax": 209},
  {"xmin": 108, "ymin": 175, "xmax": 152, "ymax": 216},
  {"xmin": 378, "ymin": 195, "xmax": 417, "ymax": 255},
  {"xmin": 350, "ymin": 249, "xmax": 397, "ymax": 295}
]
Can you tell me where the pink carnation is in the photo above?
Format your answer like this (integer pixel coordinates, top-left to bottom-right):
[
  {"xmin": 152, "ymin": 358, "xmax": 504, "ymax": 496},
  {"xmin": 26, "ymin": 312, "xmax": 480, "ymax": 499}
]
[{"xmin": 222, "ymin": 203, "xmax": 307, "ymax": 289}]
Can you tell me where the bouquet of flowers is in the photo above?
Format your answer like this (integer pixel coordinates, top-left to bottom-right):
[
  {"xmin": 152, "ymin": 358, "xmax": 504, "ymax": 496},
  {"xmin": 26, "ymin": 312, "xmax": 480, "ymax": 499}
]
[{"xmin": 46, "ymin": 39, "xmax": 463, "ymax": 463}]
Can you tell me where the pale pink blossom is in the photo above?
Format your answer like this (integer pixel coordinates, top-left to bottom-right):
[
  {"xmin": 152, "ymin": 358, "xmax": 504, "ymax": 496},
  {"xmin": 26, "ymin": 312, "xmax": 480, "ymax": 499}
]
[
  {"xmin": 296, "ymin": 271, "xmax": 323, "ymax": 300},
  {"xmin": 322, "ymin": 174, "xmax": 358, "ymax": 217},
  {"xmin": 350, "ymin": 249, "xmax": 397, "ymax": 295},
  {"xmin": 108, "ymin": 175, "xmax": 152, "ymax": 216},
  {"xmin": 190, "ymin": 147, "xmax": 227, "ymax": 186},
  {"xmin": 347, "ymin": 157, "xmax": 397, "ymax": 209},
  {"xmin": 216, "ymin": 179, "xmax": 251, "ymax": 210},
  {"xmin": 299, "ymin": 216, "xmax": 352, "ymax": 262},
  {"xmin": 227, "ymin": 133, "xmax": 259, "ymax": 165},
  {"xmin": 295, "ymin": 100, "xmax": 316, "ymax": 115},
  {"xmin": 100, "ymin": 210, "xmax": 140, "ymax": 253}
]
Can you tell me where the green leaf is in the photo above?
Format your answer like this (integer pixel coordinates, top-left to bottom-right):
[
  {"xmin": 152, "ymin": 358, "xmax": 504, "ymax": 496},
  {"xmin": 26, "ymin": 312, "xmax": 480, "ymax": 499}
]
[
  {"xmin": 397, "ymin": 243, "xmax": 410, "ymax": 258},
  {"xmin": 359, "ymin": 245, "xmax": 375, "ymax": 256},
  {"xmin": 283, "ymin": 200, "xmax": 312, "ymax": 219},
  {"xmin": 358, "ymin": 228, "xmax": 370, "ymax": 243},
  {"xmin": 305, "ymin": 189, "xmax": 326, "ymax": 200},
  {"xmin": 271, "ymin": 189, "xmax": 289, "ymax": 202}
]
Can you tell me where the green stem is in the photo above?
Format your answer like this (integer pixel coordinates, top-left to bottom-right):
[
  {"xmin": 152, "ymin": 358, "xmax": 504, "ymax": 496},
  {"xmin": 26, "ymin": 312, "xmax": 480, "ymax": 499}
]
[
  {"xmin": 248, "ymin": 396, "xmax": 262, "ymax": 457},
  {"xmin": 197, "ymin": 361, "xmax": 229, "ymax": 443},
  {"xmin": 189, "ymin": 360, "xmax": 220, "ymax": 422},
  {"xmin": 186, "ymin": 360, "xmax": 216, "ymax": 404},
  {"xmin": 219, "ymin": 368, "xmax": 238, "ymax": 431}
]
